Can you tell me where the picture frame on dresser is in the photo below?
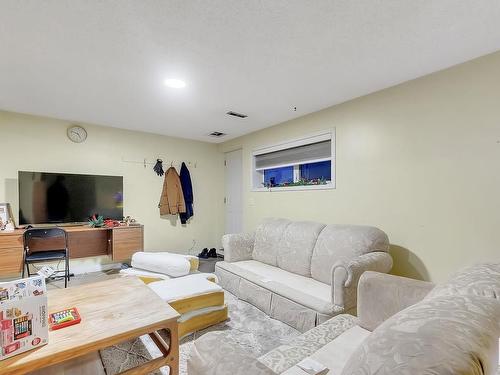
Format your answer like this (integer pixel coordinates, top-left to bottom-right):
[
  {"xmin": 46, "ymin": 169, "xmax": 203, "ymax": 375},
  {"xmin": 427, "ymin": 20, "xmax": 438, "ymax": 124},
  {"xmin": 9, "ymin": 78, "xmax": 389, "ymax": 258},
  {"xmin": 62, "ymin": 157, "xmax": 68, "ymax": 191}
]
[{"xmin": 0, "ymin": 203, "xmax": 15, "ymax": 229}]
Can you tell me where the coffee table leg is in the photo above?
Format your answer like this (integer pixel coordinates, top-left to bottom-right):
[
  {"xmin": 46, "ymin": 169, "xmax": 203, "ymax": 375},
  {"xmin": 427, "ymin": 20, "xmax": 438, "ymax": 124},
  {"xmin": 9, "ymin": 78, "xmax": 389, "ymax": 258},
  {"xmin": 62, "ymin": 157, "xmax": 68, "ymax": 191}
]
[
  {"xmin": 118, "ymin": 324, "xmax": 179, "ymax": 375},
  {"xmin": 166, "ymin": 324, "xmax": 179, "ymax": 375},
  {"xmin": 148, "ymin": 326, "xmax": 179, "ymax": 375}
]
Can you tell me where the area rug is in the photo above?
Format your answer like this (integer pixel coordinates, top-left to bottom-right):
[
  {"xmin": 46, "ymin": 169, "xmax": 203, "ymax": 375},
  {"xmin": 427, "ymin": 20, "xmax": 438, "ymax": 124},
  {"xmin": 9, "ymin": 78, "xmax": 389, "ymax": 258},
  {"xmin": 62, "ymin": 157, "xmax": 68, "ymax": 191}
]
[{"xmin": 99, "ymin": 291, "xmax": 300, "ymax": 375}]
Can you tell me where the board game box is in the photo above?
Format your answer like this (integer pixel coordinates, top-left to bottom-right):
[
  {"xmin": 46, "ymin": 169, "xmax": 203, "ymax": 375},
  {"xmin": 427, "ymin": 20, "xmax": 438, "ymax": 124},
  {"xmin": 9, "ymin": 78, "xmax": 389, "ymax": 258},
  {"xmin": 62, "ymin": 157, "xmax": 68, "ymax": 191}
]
[{"xmin": 0, "ymin": 276, "xmax": 48, "ymax": 360}]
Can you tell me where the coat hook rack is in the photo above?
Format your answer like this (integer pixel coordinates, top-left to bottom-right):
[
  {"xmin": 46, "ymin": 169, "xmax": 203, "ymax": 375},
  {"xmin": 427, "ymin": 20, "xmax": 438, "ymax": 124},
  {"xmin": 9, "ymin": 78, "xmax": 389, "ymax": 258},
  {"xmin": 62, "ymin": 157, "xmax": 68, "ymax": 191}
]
[{"xmin": 121, "ymin": 156, "xmax": 197, "ymax": 168}]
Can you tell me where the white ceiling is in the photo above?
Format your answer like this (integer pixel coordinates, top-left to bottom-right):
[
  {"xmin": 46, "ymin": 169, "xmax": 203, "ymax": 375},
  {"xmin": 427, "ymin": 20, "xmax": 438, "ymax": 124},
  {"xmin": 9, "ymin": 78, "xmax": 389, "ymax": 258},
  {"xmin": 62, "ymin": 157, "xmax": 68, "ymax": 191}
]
[{"xmin": 1, "ymin": 1, "xmax": 500, "ymax": 142}]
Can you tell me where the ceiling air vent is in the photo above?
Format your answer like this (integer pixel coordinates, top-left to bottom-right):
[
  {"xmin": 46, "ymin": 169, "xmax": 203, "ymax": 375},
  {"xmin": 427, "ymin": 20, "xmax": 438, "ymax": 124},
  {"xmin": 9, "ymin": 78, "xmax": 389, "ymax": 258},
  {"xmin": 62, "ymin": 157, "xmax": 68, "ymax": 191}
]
[
  {"xmin": 226, "ymin": 111, "xmax": 248, "ymax": 118},
  {"xmin": 208, "ymin": 131, "xmax": 227, "ymax": 138}
]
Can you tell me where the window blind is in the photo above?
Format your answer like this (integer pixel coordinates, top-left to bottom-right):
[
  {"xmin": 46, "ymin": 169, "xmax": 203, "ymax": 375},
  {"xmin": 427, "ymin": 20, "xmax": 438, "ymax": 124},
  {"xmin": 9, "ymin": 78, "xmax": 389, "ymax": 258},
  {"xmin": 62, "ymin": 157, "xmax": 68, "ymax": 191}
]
[{"xmin": 255, "ymin": 140, "xmax": 331, "ymax": 170}]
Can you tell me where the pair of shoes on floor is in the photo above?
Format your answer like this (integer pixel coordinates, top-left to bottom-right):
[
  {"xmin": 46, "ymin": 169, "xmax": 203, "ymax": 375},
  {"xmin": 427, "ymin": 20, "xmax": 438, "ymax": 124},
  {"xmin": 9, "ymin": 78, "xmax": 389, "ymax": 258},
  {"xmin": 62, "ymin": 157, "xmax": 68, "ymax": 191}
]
[{"xmin": 198, "ymin": 248, "xmax": 218, "ymax": 259}]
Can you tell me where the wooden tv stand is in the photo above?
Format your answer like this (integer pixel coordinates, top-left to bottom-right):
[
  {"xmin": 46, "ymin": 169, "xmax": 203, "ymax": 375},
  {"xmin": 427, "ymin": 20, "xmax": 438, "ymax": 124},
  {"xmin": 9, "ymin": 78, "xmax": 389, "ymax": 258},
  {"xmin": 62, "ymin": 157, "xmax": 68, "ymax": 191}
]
[{"xmin": 0, "ymin": 225, "xmax": 143, "ymax": 278}]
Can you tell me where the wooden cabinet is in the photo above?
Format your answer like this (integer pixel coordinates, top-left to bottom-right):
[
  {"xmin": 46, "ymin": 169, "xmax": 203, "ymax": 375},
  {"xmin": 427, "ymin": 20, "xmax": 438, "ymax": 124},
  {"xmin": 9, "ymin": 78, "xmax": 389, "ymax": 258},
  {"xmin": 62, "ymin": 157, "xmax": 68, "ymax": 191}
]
[
  {"xmin": 111, "ymin": 226, "xmax": 144, "ymax": 262},
  {"xmin": 68, "ymin": 230, "xmax": 110, "ymax": 258},
  {"xmin": 0, "ymin": 233, "xmax": 23, "ymax": 275},
  {"xmin": 0, "ymin": 225, "xmax": 144, "ymax": 278}
]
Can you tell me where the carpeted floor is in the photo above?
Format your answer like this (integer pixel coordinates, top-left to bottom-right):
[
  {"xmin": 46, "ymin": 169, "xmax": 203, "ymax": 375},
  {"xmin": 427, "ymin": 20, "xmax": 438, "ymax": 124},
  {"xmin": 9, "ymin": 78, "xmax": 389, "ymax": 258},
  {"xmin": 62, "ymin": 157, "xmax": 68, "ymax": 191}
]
[
  {"xmin": 100, "ymin": 290, "xmax": 299, "ymax": 374},
  {"xmin": 47, "ymin": 270, "xmax": 299, "ymax": 375},
  {"xmin": 45, "ymin": 268, "xmax": 121, "ymax": 291}
]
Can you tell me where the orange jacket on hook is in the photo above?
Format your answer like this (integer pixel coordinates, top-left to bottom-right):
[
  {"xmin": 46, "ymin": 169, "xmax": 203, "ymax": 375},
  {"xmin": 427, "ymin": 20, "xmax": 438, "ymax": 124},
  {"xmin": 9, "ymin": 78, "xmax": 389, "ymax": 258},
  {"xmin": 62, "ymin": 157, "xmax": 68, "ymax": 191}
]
[{"xmin": 159, "ymin": 167, "xmax": 186, "ymax": 215}]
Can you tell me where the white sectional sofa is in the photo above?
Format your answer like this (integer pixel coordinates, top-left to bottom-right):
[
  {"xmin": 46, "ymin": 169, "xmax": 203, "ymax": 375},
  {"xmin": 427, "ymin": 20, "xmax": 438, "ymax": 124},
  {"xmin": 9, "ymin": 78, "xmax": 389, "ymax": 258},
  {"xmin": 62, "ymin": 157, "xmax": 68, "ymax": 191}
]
[
  {"xmin": 188, "ymin": 263, "xmax": 500, "ymax": 375},
  {"xmin": 216, "ymin": 218, "xmax": 393, "ymax": 331}
]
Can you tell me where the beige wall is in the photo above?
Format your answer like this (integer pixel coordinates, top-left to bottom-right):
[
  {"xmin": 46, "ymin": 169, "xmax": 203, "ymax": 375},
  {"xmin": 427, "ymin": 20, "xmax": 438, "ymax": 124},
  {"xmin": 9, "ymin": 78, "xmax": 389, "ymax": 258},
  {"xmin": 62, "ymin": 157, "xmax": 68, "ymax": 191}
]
[
  {"xmin": 221, "ymin": 51, "xmax": 500, "ymax": 282},
  {"xmin": 2, "ymin": 51, "xmax": 499, "ymax": 281},
  {"xmin": 0, "ymin": 111, "xmax": 224, "ymax": 273}
]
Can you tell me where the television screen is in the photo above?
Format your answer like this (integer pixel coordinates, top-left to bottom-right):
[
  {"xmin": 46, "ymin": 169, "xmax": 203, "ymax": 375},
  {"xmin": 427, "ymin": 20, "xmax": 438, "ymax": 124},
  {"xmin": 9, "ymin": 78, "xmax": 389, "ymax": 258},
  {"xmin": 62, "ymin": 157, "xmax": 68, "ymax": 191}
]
[{"xmin": 18, "ymin": 171, "xmax": 123, "ymax": 225}]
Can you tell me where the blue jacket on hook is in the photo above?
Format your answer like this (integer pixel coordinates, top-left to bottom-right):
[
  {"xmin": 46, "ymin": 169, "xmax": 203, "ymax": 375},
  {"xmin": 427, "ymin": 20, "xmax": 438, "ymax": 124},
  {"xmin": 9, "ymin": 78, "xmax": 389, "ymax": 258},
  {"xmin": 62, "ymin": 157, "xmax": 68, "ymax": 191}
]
[{"xmin": 179, "ymin": 162, "xmax": 194, "ymax": 224}]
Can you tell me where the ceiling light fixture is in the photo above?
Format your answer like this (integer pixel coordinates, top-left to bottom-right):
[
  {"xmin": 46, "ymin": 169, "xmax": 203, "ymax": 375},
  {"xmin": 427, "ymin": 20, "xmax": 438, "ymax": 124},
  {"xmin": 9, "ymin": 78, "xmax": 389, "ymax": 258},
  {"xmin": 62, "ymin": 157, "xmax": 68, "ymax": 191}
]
[{"xmin": 164, "ymin": 78, "xmax": 186, "ymax": 88}]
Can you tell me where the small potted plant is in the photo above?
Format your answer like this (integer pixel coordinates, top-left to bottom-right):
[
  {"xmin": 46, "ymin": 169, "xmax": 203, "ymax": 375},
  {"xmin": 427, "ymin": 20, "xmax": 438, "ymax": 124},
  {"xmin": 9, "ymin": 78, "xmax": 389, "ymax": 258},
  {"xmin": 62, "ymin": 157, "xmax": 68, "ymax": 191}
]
[{"xmin": 88, "ymin": 214, "xmax": 105, "ymax": 228}]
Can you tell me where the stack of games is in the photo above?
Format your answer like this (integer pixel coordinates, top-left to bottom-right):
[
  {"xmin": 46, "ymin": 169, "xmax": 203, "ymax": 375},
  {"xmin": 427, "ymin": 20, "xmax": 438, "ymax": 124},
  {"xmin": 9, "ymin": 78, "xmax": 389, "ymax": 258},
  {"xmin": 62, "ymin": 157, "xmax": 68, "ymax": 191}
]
[{"xmin": 0, "ymin": 276, "xmax": 48, "ymax": 360}]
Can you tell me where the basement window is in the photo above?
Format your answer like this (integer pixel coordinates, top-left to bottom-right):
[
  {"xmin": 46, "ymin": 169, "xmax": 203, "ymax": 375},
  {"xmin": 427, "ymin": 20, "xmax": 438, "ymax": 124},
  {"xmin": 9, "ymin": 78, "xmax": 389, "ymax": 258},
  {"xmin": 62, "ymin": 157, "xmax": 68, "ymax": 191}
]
[{"xmin": 252, "ymin": 131, "xmax": 335, "ymax": 191}]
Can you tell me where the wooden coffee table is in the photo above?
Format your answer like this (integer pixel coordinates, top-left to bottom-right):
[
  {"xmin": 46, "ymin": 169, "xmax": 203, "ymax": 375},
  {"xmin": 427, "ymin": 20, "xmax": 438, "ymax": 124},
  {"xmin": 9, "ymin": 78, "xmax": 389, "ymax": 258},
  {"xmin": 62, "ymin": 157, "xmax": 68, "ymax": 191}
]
[{"xmin": 0, "ymin": 277, "xmax": 180, "ymax": 375}]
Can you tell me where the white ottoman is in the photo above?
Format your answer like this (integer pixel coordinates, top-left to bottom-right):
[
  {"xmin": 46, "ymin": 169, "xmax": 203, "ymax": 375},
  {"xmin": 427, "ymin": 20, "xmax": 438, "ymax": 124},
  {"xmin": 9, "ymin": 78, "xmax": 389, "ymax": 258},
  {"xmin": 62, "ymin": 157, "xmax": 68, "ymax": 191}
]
[{"xmin": 148, "ymin": 274, "xmax": 228, "ymax": 338}]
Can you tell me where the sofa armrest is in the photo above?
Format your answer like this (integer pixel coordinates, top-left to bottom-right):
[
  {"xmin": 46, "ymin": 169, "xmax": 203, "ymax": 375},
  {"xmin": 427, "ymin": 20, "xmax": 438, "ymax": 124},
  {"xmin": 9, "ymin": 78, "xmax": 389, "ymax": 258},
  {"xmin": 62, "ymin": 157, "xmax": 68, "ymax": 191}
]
[
  {"xmin": 221, "ymin": 232, "xmax": 255, "ymax": 262},
  {"xmin": 331, "ymin": 252, "xmax": 393, "ymax": 312},
  {"xmin": 357, "ymin": 271, "xmax": 435, "ymax": 331}
]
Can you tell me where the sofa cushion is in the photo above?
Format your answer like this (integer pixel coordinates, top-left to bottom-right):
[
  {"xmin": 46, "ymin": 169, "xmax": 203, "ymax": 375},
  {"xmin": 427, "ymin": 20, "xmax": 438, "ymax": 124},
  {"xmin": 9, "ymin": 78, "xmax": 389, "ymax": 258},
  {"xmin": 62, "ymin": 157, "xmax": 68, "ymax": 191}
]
[
  {"xmin": 188, "ymin": 331, "xmax": 276, "ymax": 375},
  {"xmin": 253, "ymin": 218, "xmax": 291, "ymax": 266},
  {"xmin": 238, "ymin": 278, "xmax": 273, "ymax": 315},
  {"xmin": 216, "ymin": 265, "xmax": 241, "ymax": 295},
  {"xmin": 310, "ymin": 225, "xmax": 389, "ymax": 285},
  {"xmin": 282, "ymin": 325, "xmax": 370, "ymax": 375},
  {"xmin": 270, "ymin": 294, "xmax": 318, "ymax": 332},
  {"xmin": 276, "ymin": 221, "xmax": 326, "ymax": 277},
  {"xmin": 426, "ymin": 263, "xmax": 500, "ymax": 302},
  {"xmin": 216, "ymin": 260, "xmax": 334, "ymax": 315},
  {"xmin": 258, "ymin": 314, "xmax": 356, "ymax": 373},
  {"xmin": 341, "ymin": 294, "xmax": 500, "ymax": 375}
]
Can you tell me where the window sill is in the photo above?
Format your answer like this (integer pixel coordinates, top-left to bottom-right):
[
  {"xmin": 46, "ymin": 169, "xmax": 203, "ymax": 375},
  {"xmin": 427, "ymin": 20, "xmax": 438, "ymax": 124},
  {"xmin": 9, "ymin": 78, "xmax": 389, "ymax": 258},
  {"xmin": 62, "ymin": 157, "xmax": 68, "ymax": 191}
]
[{"xmin": 252, "ymin": 183, "xmax": 335, "ymax": 192}]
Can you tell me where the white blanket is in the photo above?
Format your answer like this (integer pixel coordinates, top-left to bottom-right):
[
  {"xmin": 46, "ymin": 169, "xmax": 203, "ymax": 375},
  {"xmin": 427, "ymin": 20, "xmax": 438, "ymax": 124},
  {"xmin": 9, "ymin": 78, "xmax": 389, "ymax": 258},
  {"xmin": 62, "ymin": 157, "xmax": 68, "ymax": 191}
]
[{"xmin": 131, "ymin": 252, "xmax": 191, "ymax": 277}]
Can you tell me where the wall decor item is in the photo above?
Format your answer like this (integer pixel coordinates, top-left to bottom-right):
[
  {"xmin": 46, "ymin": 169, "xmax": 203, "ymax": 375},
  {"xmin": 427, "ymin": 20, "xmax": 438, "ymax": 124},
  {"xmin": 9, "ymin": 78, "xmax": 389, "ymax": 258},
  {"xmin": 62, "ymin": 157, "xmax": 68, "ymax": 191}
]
[
  {"xmin": 0, "ymin": 203, "xmax": 14, "ymax": 230},
  {"xmin": 4, "ymin": 220, "xmax": 15, "ymax": 232},
  {"xmin": 0, "ymin": 205, "xmax": 7, "ymax": 228},
  {"xmin": 67, "ymin": 125, "xmax": 87, "ymax": 143}
]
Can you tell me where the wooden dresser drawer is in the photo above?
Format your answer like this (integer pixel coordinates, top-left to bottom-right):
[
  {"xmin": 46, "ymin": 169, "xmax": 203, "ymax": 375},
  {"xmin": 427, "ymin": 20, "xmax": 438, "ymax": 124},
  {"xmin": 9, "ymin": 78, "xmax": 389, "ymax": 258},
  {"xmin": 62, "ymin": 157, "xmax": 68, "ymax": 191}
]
[
  {"xmin": 0, "ymin": 233, "xmax": 23, "ymax": 249},
  {"xmin": 0, "ymin": 247, "xmax": 23, "ymax": 276}
]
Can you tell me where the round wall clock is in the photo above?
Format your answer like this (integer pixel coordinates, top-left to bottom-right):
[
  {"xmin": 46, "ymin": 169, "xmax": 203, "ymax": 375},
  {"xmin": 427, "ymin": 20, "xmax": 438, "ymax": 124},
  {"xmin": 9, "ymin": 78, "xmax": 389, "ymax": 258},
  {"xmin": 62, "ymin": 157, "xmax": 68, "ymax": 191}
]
[{"xmin": 67, "ymin": 125, "xmax": 87, "ymax": 143}]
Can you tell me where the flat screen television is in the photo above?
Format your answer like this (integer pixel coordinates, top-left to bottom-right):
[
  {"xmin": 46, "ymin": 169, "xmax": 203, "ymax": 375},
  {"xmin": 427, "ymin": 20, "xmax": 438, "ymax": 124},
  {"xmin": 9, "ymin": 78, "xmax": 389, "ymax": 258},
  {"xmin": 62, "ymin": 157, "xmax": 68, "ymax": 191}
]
[{"xmin": 18, "ymin": 171, "xmax": 123, "ymax": 225}]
